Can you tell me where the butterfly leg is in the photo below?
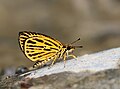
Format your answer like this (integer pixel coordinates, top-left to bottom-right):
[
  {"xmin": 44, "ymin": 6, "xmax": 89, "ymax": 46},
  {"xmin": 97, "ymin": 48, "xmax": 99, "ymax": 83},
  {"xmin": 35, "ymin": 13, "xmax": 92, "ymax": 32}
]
[
  {"xmin": 51, "ymin": 59, "xmax": 56, "ymax": 66},
  {"xmin": 68, "ymin": 54, "xmax": 77, "ymax": 60},
  {"xmin": 48, "ymin": 56, "xmax": 57, "ymax": 69},
  {"xmin": 63, "ymin": 53, "xmax": 67, "ymax": 68}
]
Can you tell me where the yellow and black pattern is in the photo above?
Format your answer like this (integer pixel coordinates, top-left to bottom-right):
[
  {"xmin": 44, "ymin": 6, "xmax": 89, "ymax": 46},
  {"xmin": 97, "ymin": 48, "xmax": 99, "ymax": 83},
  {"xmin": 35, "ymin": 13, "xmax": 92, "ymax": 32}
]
[{"xmin": 18, "ymin": 31, "xmax": 82, "ymax": 68}]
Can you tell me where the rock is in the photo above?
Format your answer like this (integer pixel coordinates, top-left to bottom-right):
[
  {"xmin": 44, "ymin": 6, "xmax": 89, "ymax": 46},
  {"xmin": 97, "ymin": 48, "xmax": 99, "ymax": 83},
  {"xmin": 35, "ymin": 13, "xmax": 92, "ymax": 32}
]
[
  {"xmin": 1, "ymin": 47, "xmax": 120, "ymax": 89},
  {"xmin": 30, "ymin": 69, "xmax": 120, "ymax": 89}
]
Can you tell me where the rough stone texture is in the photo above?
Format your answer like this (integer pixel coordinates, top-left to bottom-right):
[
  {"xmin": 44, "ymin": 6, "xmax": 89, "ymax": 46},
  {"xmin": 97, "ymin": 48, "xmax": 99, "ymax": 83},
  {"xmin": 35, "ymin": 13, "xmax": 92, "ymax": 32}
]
[
  {"xmin": 29, "ymin": 69, "xmax": 120, "ymax": 89},
  {"xmin": 21, "ymin": 47, "xmax": 120, "ymax": 79},
  {"xmin": 0, "ymin": 47, "xmax": 120, "ymax": 89},
  {"xmin": 1, "ymin": 69, "xmax": 120, "ymax": 89}
]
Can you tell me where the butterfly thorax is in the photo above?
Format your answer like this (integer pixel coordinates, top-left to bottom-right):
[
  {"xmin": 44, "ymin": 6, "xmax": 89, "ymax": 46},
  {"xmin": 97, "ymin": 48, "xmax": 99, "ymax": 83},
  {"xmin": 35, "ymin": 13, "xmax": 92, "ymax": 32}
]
[{"xmin": 58, "ymin": 45, "xmax": 75, "ymax": 59}]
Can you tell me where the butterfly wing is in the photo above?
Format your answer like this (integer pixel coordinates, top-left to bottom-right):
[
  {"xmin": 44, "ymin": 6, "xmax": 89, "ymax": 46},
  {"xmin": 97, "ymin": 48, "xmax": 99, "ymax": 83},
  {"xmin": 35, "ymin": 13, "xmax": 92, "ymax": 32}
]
[{"xmin": 19, "ymin": 31, "xmax": 63, "ymax": 61}]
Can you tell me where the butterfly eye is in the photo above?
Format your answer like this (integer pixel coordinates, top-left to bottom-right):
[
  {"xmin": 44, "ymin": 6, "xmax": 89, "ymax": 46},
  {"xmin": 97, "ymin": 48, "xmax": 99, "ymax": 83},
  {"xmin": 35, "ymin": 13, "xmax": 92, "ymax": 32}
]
[
  {"xmin": 67, "ymin": 46, "xmax": 71, "ymax": 50},
  {"xmin": 63, "ymin": 45, "xmax": 66, "ymax": 48}
]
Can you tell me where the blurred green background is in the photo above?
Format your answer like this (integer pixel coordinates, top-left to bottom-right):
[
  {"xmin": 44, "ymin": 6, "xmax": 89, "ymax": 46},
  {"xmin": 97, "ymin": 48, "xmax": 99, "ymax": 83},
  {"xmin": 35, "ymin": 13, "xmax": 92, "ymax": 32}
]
[{"xmin": 0, "ymin": 0, "xmax": 120, "ymax": 68}]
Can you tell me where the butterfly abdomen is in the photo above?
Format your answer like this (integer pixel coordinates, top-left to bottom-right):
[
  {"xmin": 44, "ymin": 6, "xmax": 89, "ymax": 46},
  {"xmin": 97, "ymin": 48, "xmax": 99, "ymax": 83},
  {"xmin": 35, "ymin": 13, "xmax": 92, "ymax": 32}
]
[{"xmin": 33, "ymin": 58, "xmax": 51, "ymax": 68}]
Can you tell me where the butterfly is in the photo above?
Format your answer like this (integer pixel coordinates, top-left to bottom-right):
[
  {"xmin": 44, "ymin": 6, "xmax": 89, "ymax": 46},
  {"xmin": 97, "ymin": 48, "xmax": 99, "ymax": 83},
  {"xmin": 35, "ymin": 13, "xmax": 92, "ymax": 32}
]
[{"xmin": 18, "ymin": 31, "xmax": 83, "ymax": 68}]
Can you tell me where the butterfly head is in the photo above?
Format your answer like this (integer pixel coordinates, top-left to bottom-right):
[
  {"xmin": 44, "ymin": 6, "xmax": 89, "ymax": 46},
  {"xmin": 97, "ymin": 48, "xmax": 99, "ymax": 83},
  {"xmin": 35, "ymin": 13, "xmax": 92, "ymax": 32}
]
[
  {"xmin": 66, "ymin": 38, "xmax": 83, "ymax": 53},
  {"xmin": 66, "ymin": 45, "xmax": 83, "ymax": 53}
]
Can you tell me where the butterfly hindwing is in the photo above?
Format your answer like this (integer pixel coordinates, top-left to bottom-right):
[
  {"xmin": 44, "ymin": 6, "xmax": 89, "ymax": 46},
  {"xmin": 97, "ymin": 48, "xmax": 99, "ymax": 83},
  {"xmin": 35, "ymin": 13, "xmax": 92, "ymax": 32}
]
[{"xmin": 24, "ymin": 37, "xmax": 59, "ymax": 61}]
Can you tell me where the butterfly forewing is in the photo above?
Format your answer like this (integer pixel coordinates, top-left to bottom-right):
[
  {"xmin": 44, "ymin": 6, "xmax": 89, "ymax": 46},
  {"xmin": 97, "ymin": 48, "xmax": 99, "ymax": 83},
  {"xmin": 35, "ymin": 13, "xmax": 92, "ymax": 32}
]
[
  {"xmin": 19, "ymin": 31, "xmax": 63, "ymax": 62},
  {"xmin": 19, "ymin": 31, "xmax": 44, "ymax": 51}
]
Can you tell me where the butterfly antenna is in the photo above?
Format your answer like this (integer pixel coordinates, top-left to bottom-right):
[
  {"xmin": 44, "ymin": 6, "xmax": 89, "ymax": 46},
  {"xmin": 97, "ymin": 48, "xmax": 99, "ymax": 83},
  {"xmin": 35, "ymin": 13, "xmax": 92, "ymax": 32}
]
[
  {"xmin": 74, "ymin": 45, "xmax": 83, "ymax": 48},
  {"xmin": 71, "ymin": 38, "xmax": 81, "ymax": 44}
]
